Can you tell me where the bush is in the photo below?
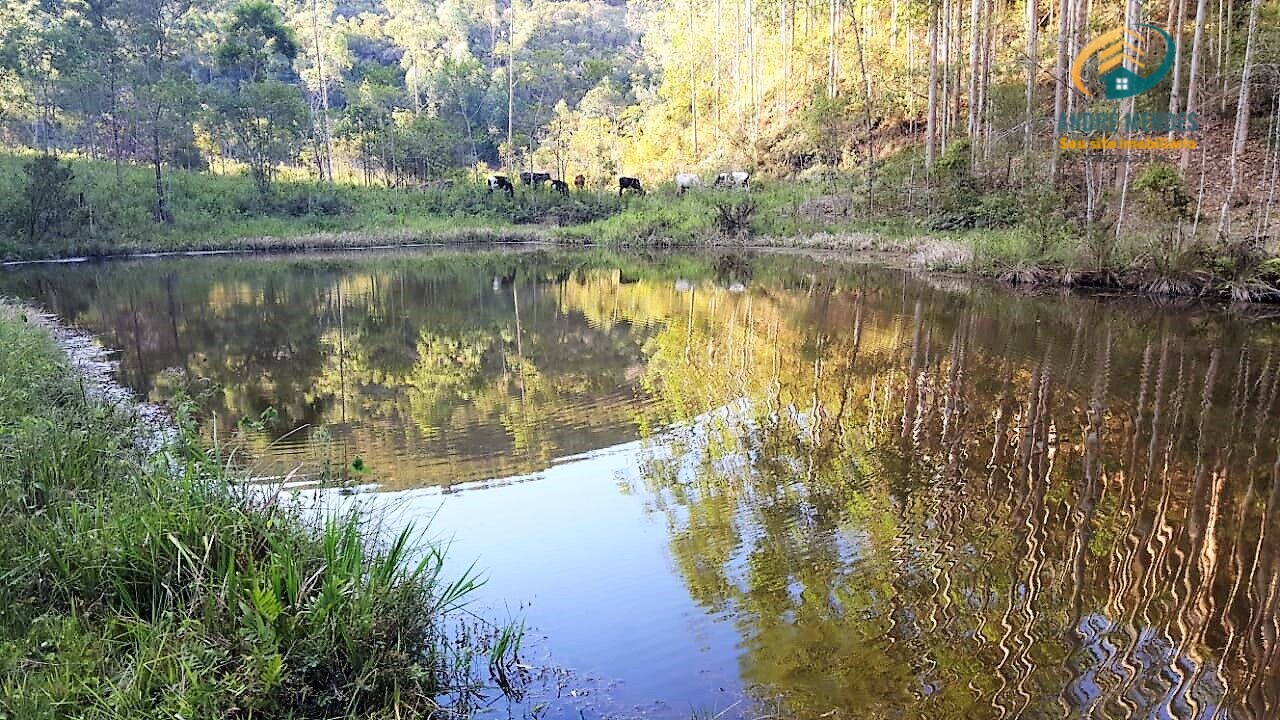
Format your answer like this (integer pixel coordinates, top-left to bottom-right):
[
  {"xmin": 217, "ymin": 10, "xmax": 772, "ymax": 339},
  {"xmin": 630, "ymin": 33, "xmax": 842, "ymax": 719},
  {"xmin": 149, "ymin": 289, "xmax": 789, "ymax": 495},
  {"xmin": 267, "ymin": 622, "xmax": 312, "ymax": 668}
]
[
  {"xmin": 5, "ymin": 154, "xmax": 80, "ymax": 246},
  {"xmin": 272, "ymin": 192, "xmax": 357, "ymax": 217},
  {"xmin": 715, "ymin": 200, "xmax": 757, "ymax": 239},
  {"xmin": 1134, "ymin": 163, "xmax": 1193, "ymax": 222}
]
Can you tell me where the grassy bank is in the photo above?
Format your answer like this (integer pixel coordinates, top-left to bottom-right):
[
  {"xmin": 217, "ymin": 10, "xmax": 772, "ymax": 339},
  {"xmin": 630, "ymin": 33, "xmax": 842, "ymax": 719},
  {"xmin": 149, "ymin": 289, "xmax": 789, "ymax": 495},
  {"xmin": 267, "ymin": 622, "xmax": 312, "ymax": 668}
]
[
  {"xmin": 0, "ymin": 305, "xmax": 510, "ymax": 718},
  {"xmin": 6, "ymin": 149, "xmax": 1279, "ymax": 302},
  {"xmin": 558, "ymin": 145, "xmax": 1280, "ymax": 302},
  {"xmin": 0, "ymin": 151, "xmax": 623, "ymax": 260}
]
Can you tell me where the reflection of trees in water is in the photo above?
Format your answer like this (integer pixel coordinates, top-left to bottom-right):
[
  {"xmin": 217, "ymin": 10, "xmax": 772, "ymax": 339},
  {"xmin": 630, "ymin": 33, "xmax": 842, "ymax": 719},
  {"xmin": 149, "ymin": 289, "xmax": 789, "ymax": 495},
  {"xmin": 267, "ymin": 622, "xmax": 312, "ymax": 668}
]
[
  {"xmin": 635, "ymin": 282, "xmax": 1280, "ymax": 718},
  {"xmin": 8, "ymin": 251, "xmax": 1280, "ymax": 714},
  {"xmin": 1, "ymin": 253, "xmax": 665, "ymax": 486}
]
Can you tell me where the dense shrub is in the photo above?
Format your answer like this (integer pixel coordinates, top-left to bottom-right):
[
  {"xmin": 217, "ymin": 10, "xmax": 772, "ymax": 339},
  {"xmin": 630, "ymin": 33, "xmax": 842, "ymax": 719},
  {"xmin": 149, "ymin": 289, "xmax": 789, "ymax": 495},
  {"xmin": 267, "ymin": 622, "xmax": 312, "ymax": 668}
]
[
  {"xmin": 4, "ymin": 154, "xmax": 80, "ymax": 246},
  {"xmin": 271, "ymin": 192, "xmax": 357, "ymax": 217},
  {"xmin": 1134, "ymin": 163, "xmax": 1193, "ymax": 222}
]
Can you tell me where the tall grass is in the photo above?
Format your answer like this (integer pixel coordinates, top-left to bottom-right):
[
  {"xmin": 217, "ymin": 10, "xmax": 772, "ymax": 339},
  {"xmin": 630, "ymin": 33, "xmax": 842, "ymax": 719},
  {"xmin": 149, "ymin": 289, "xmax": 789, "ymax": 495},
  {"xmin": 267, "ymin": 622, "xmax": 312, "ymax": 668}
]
[{"xmin": 0, "ymin": 305, "xmax": 519, "ymax": 718}]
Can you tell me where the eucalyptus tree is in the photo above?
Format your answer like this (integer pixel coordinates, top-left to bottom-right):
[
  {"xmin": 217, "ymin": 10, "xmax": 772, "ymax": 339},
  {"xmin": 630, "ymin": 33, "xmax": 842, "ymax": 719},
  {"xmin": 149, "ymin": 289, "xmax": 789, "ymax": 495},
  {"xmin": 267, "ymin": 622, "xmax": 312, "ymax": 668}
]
[
  {"xmin": 117, "ymin": 0, "xmax": 199, "ymax": 222},
  {"xmin": 214, "ymin": 0, "xmax": 307, "ymax": 202}
]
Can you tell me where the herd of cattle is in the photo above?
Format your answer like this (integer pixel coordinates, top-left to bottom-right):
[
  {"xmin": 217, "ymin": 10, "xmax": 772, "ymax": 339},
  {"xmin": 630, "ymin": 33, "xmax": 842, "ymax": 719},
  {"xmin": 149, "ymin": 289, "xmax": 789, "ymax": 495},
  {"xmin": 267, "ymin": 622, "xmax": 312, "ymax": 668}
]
[{"xmin": 484, "ymin": 170, "xmax": 751, "ymax": 197}]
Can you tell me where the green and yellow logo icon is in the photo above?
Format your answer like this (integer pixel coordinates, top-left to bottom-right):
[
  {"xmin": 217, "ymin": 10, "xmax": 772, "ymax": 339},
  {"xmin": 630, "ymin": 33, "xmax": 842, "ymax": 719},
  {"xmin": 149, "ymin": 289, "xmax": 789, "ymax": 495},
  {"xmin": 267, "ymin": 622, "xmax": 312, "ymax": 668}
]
[{"xmin": 1070, "ymin": 24, "xmax": 1175, "ymax": 100}]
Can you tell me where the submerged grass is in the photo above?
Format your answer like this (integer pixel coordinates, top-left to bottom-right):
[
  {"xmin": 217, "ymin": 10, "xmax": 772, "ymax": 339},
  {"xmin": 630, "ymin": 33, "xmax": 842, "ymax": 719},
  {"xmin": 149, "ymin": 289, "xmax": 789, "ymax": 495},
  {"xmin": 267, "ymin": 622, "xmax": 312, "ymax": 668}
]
[{"xmin": 0, "ymin": 305, "xmax": 514, "ymax": 718}]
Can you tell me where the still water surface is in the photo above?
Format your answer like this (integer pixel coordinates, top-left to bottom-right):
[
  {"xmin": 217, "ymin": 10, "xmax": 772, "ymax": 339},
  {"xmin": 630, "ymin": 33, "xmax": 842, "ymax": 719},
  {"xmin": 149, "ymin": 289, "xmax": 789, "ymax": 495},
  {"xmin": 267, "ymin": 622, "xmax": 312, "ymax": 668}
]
[{"xmin": 5, "ymin": 248, "xmax": 1280, "ymax": 719}]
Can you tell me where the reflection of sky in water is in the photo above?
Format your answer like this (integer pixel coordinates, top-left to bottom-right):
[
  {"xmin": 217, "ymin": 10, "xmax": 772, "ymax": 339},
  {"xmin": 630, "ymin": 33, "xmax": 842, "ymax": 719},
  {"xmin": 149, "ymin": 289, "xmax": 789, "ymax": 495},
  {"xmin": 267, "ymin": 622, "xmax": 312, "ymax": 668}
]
[
  {"xmin": 1068, "ymin": 614, "xmax": 1226, "ymax": 720},
  {"xmin": 329, "ymin": 434, "xmax": 747, "ymax": 719}
]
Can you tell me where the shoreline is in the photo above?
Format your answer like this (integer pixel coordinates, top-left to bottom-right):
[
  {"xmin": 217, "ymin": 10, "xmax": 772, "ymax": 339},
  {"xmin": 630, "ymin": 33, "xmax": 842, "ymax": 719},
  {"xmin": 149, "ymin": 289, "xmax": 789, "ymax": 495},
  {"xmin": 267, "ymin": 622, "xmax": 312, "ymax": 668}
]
[
  {"xmin": 6, "ymin": 229, "xmax": 1280, "ymax": 309},
  {"xmin": 6, "ymin": 302, "xmax": 175, "ymax": 453},
  {"xmin": 0, "ymin": 300, "xmax": 518, "ymax": 716}
]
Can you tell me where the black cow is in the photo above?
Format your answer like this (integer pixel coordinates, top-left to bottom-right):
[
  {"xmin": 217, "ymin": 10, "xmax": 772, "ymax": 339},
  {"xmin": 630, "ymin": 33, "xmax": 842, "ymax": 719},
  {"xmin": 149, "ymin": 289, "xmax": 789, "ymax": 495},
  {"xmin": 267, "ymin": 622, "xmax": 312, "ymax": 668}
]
[
  {"xmin": 487, "ymin": 175, "xmax": 514, "ymax": 197},
  {"xmin": 520, "ymin": 171, "xmax": 552, "ymax": 187},
  {"xmin": 551, "ymin": 179, "xmax": 570, "ymax": 196},
  {"xmin": 618, "ymin": 176, "xmax": 645, "ymax": 197}
]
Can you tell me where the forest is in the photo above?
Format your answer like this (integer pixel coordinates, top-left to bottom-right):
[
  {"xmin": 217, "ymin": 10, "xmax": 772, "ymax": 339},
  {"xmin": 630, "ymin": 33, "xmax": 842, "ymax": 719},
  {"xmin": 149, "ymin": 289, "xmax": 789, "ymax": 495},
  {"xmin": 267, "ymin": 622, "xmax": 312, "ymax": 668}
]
[{"xmin": 1, "ymin": 0, "xmax": 1279, "ymax": 289}]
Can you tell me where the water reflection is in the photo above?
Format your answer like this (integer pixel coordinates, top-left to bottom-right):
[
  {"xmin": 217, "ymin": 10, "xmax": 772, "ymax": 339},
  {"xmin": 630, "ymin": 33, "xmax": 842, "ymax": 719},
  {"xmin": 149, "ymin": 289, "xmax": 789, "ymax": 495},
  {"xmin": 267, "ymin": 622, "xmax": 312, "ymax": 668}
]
[
  {"xmin": 5, "ymin": 248, "xmax": 1280, "ymax": 718},
  {"xmin": 634, "ymin": 279, "xmax": 1280, "ymax": 718}
]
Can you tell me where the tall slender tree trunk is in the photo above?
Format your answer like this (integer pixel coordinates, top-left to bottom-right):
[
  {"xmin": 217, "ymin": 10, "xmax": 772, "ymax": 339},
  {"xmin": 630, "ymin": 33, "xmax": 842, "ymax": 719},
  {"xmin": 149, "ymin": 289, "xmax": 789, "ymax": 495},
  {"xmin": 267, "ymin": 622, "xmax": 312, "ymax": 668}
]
[
  {"xmin": 780, "ymin": 0, "xmax": 788, "ymax": 119},
  {"xmin": 1114, "ymin": 0, "xmax": 1139, "ymax": 235},
  {"xmin": 735, "ymin": 0, "xmax": 742, "ymax": 105},
  {"xmin": 907, "ymin": 17, "xmax": 916, "ymax": 140},
  {"xmin": 1024, "ymin": 0, "xmax": 1038, "ymax": 165},
  {"xmin": 1179, "ymin": 0, "xmax": 1206, "ymax": 170},
  {"xmin": 747, "ymin": 0, "xmax": 752, "ymax": 140},
  {"xmin": 507, "ymin": 0, "xmax": 515, "ymax": 177},
  {"xmin": 967, "ymin": 0, "xmax": 981, "ymax": 140},
  {"xmin": 152, "ymin": 122, "xmax": 168, "ymax": 224},
  {"xmin": 1219, "ymin": 0, "xmax": 1262, "ymax": 235},
  {"xmin": 1220, "ymin": 0, "xmax": 1232, "ymax": 114},
  {"xmin": 715, "ymin": 0, "xmax": 722, "ymax": 133},
  {"xmin": 982, "ymin": 0, "xmax": 994, "ymax": 157},
  {"xmin": 689, "ymin": 0, "xmax": 698, "ymax": 154},
  {"xmin": 310, "ymin": 0, "xmax": 332, "ymax": 181},
  {"xmin": 951, "ymin": 0, "xmax": 961, "ymax": 138},
  {"xmin": 852, "ymin": 5, "xmax": 875, "ymax": 209},
  {"xmin": 1051, "ymin": 0, "xmax": 1069, "ymax": 177},
  {"xmin": 926, "ymin": 0, "xmax": 939, "ymax": 169},
  {"xmin": 940, "ymin": 0, "xmax": 950, "ymax": 146},
  {"xmin": 891, "ymin": 0, "xmax": 899, "ymax": 50},
  {"xmin": 149, "ymin": 2, "xmax": 169, "ymax": 224},
  {"xmin": 1069, "ymin": 0, "xmax": 1086, "ymax": 115},
  {"xmin": 1166, "ymin": 0, "xmax": 1186, "ymax": 121},
  {"xmin": 828, "ymin": 0, "xmax": 839, "ymax": 97}
]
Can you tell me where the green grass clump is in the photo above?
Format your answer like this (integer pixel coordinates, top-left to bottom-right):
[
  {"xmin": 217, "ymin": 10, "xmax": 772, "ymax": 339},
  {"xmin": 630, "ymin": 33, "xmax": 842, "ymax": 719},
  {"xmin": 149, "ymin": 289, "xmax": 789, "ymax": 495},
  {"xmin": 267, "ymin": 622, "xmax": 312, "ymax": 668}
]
[{"xmin": 0, "ymin": 306, "xmax": 505, "ymax": 718}]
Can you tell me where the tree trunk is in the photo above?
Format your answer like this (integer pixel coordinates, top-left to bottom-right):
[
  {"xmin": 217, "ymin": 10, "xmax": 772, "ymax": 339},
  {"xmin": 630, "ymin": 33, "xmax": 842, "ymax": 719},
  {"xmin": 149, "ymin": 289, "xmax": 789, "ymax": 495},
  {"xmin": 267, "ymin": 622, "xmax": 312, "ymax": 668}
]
[
  {"xmin": 926, "ymin": 0, "xmax": 939, "ymax": 169},
  {"xmin": 1114, "ymin": 0, "xmax": 1138, "ymax": 235},
  {"xmin": 1051, "ymin": 0, "xmax": 1069, "ymax": 177},
  {"xmin": 1024, "ymin": 0, "xmax": 1038, "ymax": 166},
  {"xmin": 827, "ymin": 0, "xmax": 838, "ymax": 98},
  {"xmin": 507, "ymin": 0, "xmax": 515, "ymax": 177},
  {"xmin": 1166, "ymin": 0, "xmax": 1186, "ymax": 122},
  {"xmin": 715, "ymin": 0, "xmax": 722, "ymax": 133},
  {"xmin": 940, "ymin": 0, "xmax": 950, "ymax": 146},
  {"xmin": 689, "ymin": 0, "xmax": 698, "ymax": 155},
  {"xmin": 967, "ymin": 0, "xmax": 981, "ymax": 140},
  {"xmin": 1179, "ymin": 0, "xmax": 1206, "ymax": 171},
  {"xmin": 152, "ymin": 123, "xmax": 168, "ymax": 224},
  {"xmin": 1219, "ymin": 0, "xmax": 1262, "ymax": 235},
  {"xmin": 310, "ymin": 0, "xmax": 333, "ymax": 181},
  {"xmin": 851, "ymin": 5, "xmax": 875, "ymax": 210},
  {"xmin": 1220, "ymin": 0, "xmax": 1232, "ymax": 114}
]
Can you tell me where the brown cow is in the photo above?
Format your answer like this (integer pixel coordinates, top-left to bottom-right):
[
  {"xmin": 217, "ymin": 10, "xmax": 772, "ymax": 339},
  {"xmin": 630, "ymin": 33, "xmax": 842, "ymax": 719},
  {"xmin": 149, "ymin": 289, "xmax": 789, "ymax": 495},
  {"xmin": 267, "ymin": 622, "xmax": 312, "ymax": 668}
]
[{"xmin": 573, "ymin": 174, "xmax": 586, "ymax": 191}]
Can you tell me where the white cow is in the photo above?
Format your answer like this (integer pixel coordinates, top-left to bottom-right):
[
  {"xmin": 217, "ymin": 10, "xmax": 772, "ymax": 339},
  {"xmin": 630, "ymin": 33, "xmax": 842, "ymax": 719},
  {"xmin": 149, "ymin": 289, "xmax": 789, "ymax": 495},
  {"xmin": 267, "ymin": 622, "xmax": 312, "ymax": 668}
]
[
  {"xmin": 674, "ymin": 173, "xmax": 702, "ymax": 194},
  {"xmin": 713, "ymin": 170, "xmax": 750, "ymax": 189}
]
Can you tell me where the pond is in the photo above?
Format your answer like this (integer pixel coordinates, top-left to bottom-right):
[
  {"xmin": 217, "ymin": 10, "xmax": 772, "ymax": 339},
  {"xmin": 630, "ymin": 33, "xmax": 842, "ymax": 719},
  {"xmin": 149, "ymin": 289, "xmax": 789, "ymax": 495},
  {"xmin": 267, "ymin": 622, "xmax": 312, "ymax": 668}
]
[{"xmin": 5, "ymin": 247, "xmax": 1280, "ymax": 719}]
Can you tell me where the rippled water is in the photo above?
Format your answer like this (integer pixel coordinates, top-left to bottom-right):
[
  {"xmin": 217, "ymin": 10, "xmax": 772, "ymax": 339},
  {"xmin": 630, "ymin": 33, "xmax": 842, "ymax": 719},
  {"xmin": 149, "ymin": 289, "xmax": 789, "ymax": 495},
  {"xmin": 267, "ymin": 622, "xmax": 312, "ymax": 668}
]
[{"xmin": 6, "ymin": 247, "xmax": 1280, "ymax": 719}]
